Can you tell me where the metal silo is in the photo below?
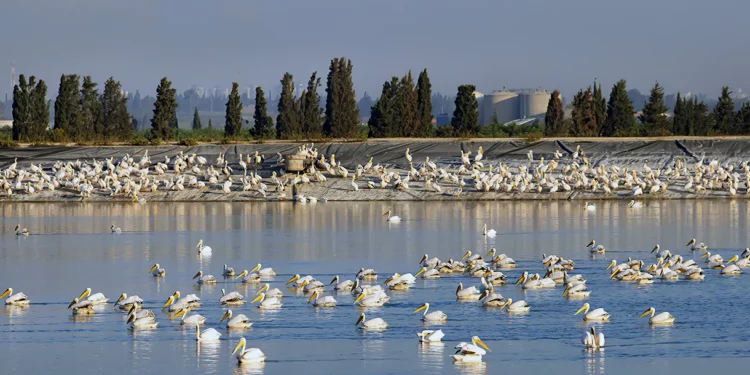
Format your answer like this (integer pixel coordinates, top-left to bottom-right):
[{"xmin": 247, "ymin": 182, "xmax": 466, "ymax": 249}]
[
  {"xmin": 483, "ymin": 91, "xmax": 519, "ymax": 125},
  {"xmin": 520, "ymin": 89, "xmax": 551, "ymax": 119}
]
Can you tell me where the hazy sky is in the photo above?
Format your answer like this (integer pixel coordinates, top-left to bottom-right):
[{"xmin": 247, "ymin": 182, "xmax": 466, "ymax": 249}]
[{"xmin": 2, "ymin": 0, "xmax": 748, "ymax": 100}]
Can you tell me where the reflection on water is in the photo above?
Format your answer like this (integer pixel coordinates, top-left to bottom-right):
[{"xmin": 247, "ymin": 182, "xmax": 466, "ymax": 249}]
[
  {"xmin": 454, "ymin": 361, "xmax": 487, "ymax": 375},
  {"xmin": 196, "ymin": 341, "xmax": 221, "ymax": 374},
  {"xmin": 233, "ymin": 362, "xmax": 265, "ymax": 375},
  {"xmin": 585, "ymin": 349, "xmax": 606, "ymax": 375},
  {"xmin": 418, "ymin": 342, "xmax": 445, "ymax": 372},
  {"xmin": 4, "ymin": 305, "xmax": 28, "ymax": 317}
]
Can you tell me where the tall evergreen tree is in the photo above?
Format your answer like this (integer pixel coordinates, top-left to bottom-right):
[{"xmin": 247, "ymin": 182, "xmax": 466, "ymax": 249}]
[
  {"xmin": 592, "ymin": 81, "xmax": 607, "ymax": 133},
  {"xmin": 639, "ymin": 82, "xmax": 670, "ymax": 136},
  {"xmin": 224, "ymin": 82, "xmax": 243, "ymax": 138},
  {"xmin": 672, "ymin": 92, "xmax": 685, "ymax": 135},
  {"xmin": 571, "ymin": 88, "xmax": 596, "ymax": 137},
  {"xmin": 603, "ymin": 79, "xmax": 636, "ymax": 136},
  {"xmin": 368, "ymin": 78, "xmax": 398, "ymax": 138},
  {"xmin": 11, "ymin": 74, "xmax": 33, "ymax": 141},
  {"xmin": 192, "ymin": 107, "xmax": 202, "ymax": 130},
  {"xmin": 276, "ymin": 72, "xmax": 299, "ymax": 139},
  {"xmin": 416, "ymin": 69, "xmax": 433, "ymax": 137},
  {"xmin": 544, "ymin": 89, "xmax": 564, "ymax": 136},
  {"xmin": 298, "ymin": 72, "xmax": 323, "ymax": 137},
  {"xmin": 207, "ymin": 118, "xmax": 213, "ymax": 129},
  {"xmin": 151, "ymin": 77, "xmax": 178, "ymax": 140},
  {"xmin": 394, "ymin": 71, "xmax": 418, "ymax": 137},
  {"xmin": 324, "ymin": 57, "xmax": 359, "ymax": 138},
  {"xmin": 713, "ymin": 86, "xmax": 736, "ymax": 134},
  {"xmin": 687, "ymin": 98, "xmax": 712, "ymax": 135},
  {"xmin": 253, "ymin": 86, "xmax": 274, "ymax": 139},
  {"xmin": 738, "ymin": 102, "xmax": 750, "ymax": 134},
  {"xmin": 79, "ymin": 76, "xmax": 100, "ymax": 140},
  {"xmin": 100, "ymin": 77, "xmax": 131, "ymax": 139},
  {"xmin": 54, "ymin": 74, "xmax": 82, "ymax": 139},
  {"xmin": 451, "ymin": 84, "xmax": 479, "ymax": 136},
  {"xmin": 28, "ymin": 77, "xmax": 50, "ymax": 142}
]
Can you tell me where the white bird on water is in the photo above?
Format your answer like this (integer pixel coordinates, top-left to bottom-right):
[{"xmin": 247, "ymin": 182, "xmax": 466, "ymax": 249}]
[
  {"xmin": 196, "ymin": 239, "xmax": 212, "ymax": 256},
  {"xmin": 640, "ymin": 307, "xmax": 674, "ymax": 325},
  {"xmin": 482, "ymin": 223, "xmax": 497, "ymax": 238},
  {"xmin": 1, "ymin": 288, "xmax": 30, "ymax": 306},
  {"xmin": 383, "ymin": 210, "xmax": 401, "ymax": 223},
  {"xmin": 582, "ymin": 326, "xmax": 605, "ymax": 350},
  {"xmin": 195, "ymin": 325, "xmax": 221, "ymax": 342},
  {"xmin": 451, "ymin": 336, "xmax": 490, "ymax": 362},
  {"xmin": 232, "ymin": 337, "xmax": 266, "ymax": 364}
]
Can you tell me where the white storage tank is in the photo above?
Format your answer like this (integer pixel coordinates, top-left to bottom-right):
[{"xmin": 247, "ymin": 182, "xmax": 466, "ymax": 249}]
[
  {"xmin": 483, "ymin": 90, "xmax": 519, "ymax": 125},
  {"xmin": 520, "ymin": 89, "xmax": 551, "ymax": 119}
]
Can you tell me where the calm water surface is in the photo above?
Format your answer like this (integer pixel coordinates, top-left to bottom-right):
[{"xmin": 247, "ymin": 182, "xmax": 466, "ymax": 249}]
[{"xmin": 2, "ymin": 201, "xmax": 750, "ymax": 374}]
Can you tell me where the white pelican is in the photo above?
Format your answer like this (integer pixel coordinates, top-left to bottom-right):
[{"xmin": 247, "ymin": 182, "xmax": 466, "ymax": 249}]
[
  {"xmin": 701, "ymin": 251, "xmax": 723, "ymax": 264},
  {"xmin": 720, "ymin": 256, "xmax": 742, "ymax": 275},
  {"xmin": 455, "ymin": 282, "xmax": 482, "ymax": 301},
  {"xmin": 482, "ymin": 224, "xmax": 497, "ymax": 238},
  {"xmin": 575, "ymin": 303, "xmax": 610, "ymax": 321},
  {"xmin": 419, "ymin": 254, "xmax": 441, "ymax": 269},
  {"xmin": 417, "ymin": 329, "xmax": 444, "ymax": 343},
  {"xmin": 72, "ymin": 288, "xmax": 108, "ymax": 305},
  {"xmin": 14, "ymin": 225, "xmax": 29, "ymax": 236},
  {"xmin": 413, "ymin": 303, "xmax": 447, "ymax": 322},
  {"xmin": 221, "ymin": 309, "xmax": 253, "ymax": 329},
  {"xmin": 356, "ymin": 268, "xmax": 378, "ymax": 281},
  {"xmin": 490, "ymin": 253, "xmax": 516, "ymax": 269},
  {"xmin": 220, "ymin": 289, "xmax": 245, "ymax": 305},
  {"xmin": 563, "ymin": 283, "xmax": 590, "ymax": 299},
  {"xmin": 195, "ymin": 325, "xmax": 221, "ymax": 342},
  {"xmin": 222, "ymin": 264, "xmax": 235, "ymax": 277},
  {"xmin": 307, "ymin": 291, "xmax": 337, "ymax": 307},
  {"xmin": 196, "ymin": 239, "xmax": 212, "ymax": 255},
  {"xmin": 192, "ymin": 271, "xmax": 216, "ymax": 284},
  {"xmin": 162, "ymin": 291, "xmax": 200, "ymax": 312},
  {"xmin": 353, "ymin": 289, "xmax": 389, "ymax": 307},
  {"xmin": 251, "ymin": 263, "xmax": 276, "ymax": 276},
  {"xmin": 126, "ymin": 309, "xmax": 158, "ymax": 329},
  {"xmin": 586, "ymin": 240, "xmax": 605, "ymax": 254},
  {"xmin": 686, "ymin": 238, "xmax": 707, "ymax": 251},
  {"xmin": 584, "ymin": 202, "xmax": 596, "ymax": 211},
  {"xmin": 355, "ymin": 312, "xmax": 387, "ymax": 330},
  {"xmin": 128, "ymin": 305, "xmax": 155, "ymax": 320},
  {"xmin": 383, "ymin": 210, "xmax": 401, "ymax": 223},
  {"xmin": 286, "ymin": 274, "xmax": 315, "ymax": 288},
  {"xmin": 650, "ymin": 244, "xmax": 672, "ymax": 258},
  {"xmin": 256, "ymin": 283, "xmax": 283, "ymax": 298},
  {"xmin": 114, "ymin": 293, "xmax": 143, "ymax": 311},
  {"xmin": 416, "ymin": 267, "xmax": 440, "ymax": 279},
  {"xmin": 451, "ymin": 336, "xmax": 490, "ymax": 362},
  {"xmin": 67, "ymin": 298, "xmax": 95, "ymax": 315},
  {"xmin": 500, "ymin": 298, "xmax": 529, "ymax": 313},
  {"xmin": 251, "ymin": 293, "xmax": 282, "ymax": 309},
  {"xmin": 640, "ymin": 307, "xmax": 674, "ymax": 325},
  {"xmin": 478, "ymin": 289, "xmax": 505, "ymax": 307},
  {"xmin": 235, "ymin": 269, "xmax": 261, "ymax": 283},
  {"xmin": 232, "ymin": 337, "xmax": 266, "ymax": 364},
  {"xmin": 110, "ymin": 224, "xmax": 122, "ymax": 233},
  {"xmin": 302, "ymin": 279, "xmax": 326, "ymax": 294},
  {"xmin": 330, "ymin": 275, "xmax": 355, "ymax": 291},
  {"xmin": 174, "ymin": 307, "xmax": 206, "ymax": 326},
  {"xmin": 148, "ymin": 263, "xmax": 166, "ymax": 277},
  {"xmin": 461, "ymin": 250, "xmax": 482, "ymax": 262},
  {"xmin": 516, "ymin": 272, "xmax": 555, "ymax": 289},
  {"xmin": 582, "ymin": 326, "xmax": 605, "ymax": 350},
  {"xmin": 384, "ymin": 273, "xmax": 416, "ymax": 290}
]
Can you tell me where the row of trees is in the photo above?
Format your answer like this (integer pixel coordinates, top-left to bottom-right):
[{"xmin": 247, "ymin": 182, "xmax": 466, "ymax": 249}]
[{"xmin": 367, "ymin": 69, "xmax": 433, "ymax": 137}]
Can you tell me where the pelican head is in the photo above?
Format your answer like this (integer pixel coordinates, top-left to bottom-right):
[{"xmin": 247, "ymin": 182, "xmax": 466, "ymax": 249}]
[
  {"xmin": 486, "ymin": 248, "xmax": 496, "ymax": 257},
  {"xmin": 306, "ymin": 291, "xmax": 320, "ymax": 304},
  {"xmin": 161, "ymin": 294, "xmax": 177, "ymax": 311},
  {"xmin": 586, "ymin": 240, "xmax": 595, "ymax": 248},
  {"xmin": 148, "ymin": 264, "xmax": 160, "ymax": 273},
  {"xmin": 192, "ymin": 271, "xmax": 203, "ymax": 280},
  {"xmin": 220, "ymin": 309, "xmax": 233, "ymax": 323},
  {"xmin": 415, "ymin": 267, "xmax": 427, "ymax": 277},
  {"xmin": 419, "ymin": 254, "xmax": 428, "ymax": 265},
  {"xmin": 353, "ymin": 290, "xmax": 370, "ymax": 305},
  {"xmin": 286, "ymin": 274, "xmax": 300, "ymax": 285},
  {"xmin": 515, "ymin": 272, "xmax": 529, "ymax": 285},
  {"xmin": 500, "ymin": 298, "xmax": 513, "ymax": 310},
  {"xmin": 461, "ymin": 250, "xmax": 472, "ymax": 261},
  {"xmin": 355, "ymin": 312, "xmax": 366, "ymax": 326},
  {"xmin": 67, "ymin": 298, "xmax": 80, "ymax": 309},
  {"xmin": 383, "ymin": 273, "xmax": 401, "ymax": 285},
  {"xmin": 606, "ymin": 260, "xmax": 616, "ymax": 270},
  {"xmin": 235, "ymin": 270, "xmax": 249, "ymax": 280},
  {"xmin": 76, "ymin": 288, "xmax": 92, "ymax": 301},
  {"xmin": 471, "ymin": 336, "xmax": 491, "ymax": 352},
  {"xmin": 413, "ymin": 303, "xmax": 430, "ymax": 314},
  {"xmin": 640, "ymin": 307, "xmax": 656, "ymax": 318},
  {"xmin": 196, "ymin": 239, "xmax": 204, "ymax": 249},
  {"xmin": 455, "ymin": 283, "xmax": 463, "ymax": 295},
  {"xmin": 126, "ymin": 311, "xmax": 137, "ymax": 324},
  {"xmin": 329, "ymin": 275, "xmax": 339, "ymax": 285},
  {"xmin": 651, "ymin": 244, "xmax": 660, "ymax": 253},
  {"xmin": 575, "ymin": 303, "xmax": 591, "ymax": 316},
  {"xmin": 727, "ymin": 255, "xmax": 739, "ymax": 264},
  {"xmin": 232, "ymin": 337, "xmax": 247, "ymax": 356},
  {"xmin": 256, "ymin": 284, "xmax": 270, "ymax": 296},
  {"xmin": 700, "ymin": 252, "xmax": 711, "ymax": 259},
  {"xmin": 251, "ymin": 293, "xmax": 266, "ymax": 304},
  {"xmin": 383, "ymin": 210, "xmax": 391, "ymax": 217},
  {"xmin": 250, "ymin": 263, "xmax": 261, "ymax": 273},
  {"xmin": 114, "ymin": 293, "xmax": 128, "ymax": 306},
  {"xmin": 562, "ymin": 284, "xmax": 571, "ymax": 297},
  {"xmin": 478, "ymin": 290, "xmax": 491, "ymax": 300},
  {"xmin": 627, "ymin": 200, "xmax": 635, "ymax": 207},
  {"xmin": 0, "ymin": 288, "xmax": 12, "ymax": 300},
  {"xmin": 172, "ymin": 307, "xmax": 189, "ymax": 319},
  {"xmin": 14, "ymin": 225, "xmax": 19, "ymax": 232}
]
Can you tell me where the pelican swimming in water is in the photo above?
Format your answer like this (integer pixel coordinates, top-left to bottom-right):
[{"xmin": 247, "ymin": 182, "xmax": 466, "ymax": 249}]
[
  {"xmin": 414, "ymin": 302, "xmax": 447, "ymax": 322},
  {"xmin": 355, "ymin": 312, "xmax": 388, "ymax": 330},
  {"xmin": 640, "ymin": 307, "xmax": 674, "ymax": 325},
  {"xmin": 500, "ymin": 298, "xmax": 530, "ymax": 313},
  {"xmin": 126, "ymin": 309, "xmax": 158, "ymax": 329},
  {"xmin": 110, "ymin": 224, "xmax": 122, "ymax": 234},
  {"xmin": 482, "ymin": 223, "xmax": 497, "ymax": 238},
  {"xmin": 720, "ymin": 255, "xmax": 742, "ymax": 275},
  {"xmin": 256, "ymin": 283, "xmax": 283, "ymax": 298},
  {"xmin": 416, "ymin": 267, "xmax": 440, "ymax": 279},
  {"xmin": 330, "ymin": 275, "xmax": 355, "ymax": 291},
  {"xmin": 356, "ymin": 268, "xmax": 378, "ymax": 281},
  {"xmin": 196, "ymin": 239, "xmax": 212, "ymax": 256},
  {"xmin": 478, "ymin": 289, "xmax": 505, "ymax": 307},
  {"xmin": 195, "ymin": 325, "xmax": 221, "ymax": 342},
  {"xmin": 286, "ymin": 274, "xmax": 315, "ymax": 288},
  {"xmin": 516, "ymin": 272, "xmax": 556, "ymax": 289},
  {"xmin": 307, "ymin": 290, "xmax": 337, "ymax": 307},
  {"xmin": 221, "ymin": 309, "xmax": 253, "ymax": 329},
  {"xmin": 71, "ymin": 288, "xmax": 108, "ymax": 305},
  {"xmin": 220, "ymin": 289, "xmax": 245, "ymax": 305},
  {"xmin": 301, "ymin": 279, "xmax": 326, "ymax": 294},
  {"xmin": 67, "ymin": 298, "xmax": 95, "ymax": 315},
  {"xmin": 582, "ymin": 326, "xmax": 605, "ymax": 350},
  {"xmin": 192, "ymin": 271, "xmax": 216, "ymax": 284},
  {"xmin": 235, "ymin": 268, "xmax": 262, "ymax": 283},
  {"xmin": 419, "ymin": 254, "xmax": 441, "ymax": 269},
  {"xmin": 251, "ymin": 293, "xmax": 282, "ymax": 309},
  {"xmin": 148, "ymin": 263, "xmax": 166, "ymax": 277},
  {"xmin": 14, "ymin": 225, "xmax": 29, "ymax": 236},
  {"xmin": 232, "ymin": 337, "xmax": 266, "ymax": 364},
  {"xmin": 575, "ymin": 303, "xmax": 610, "ymax": 321},
  {"xmin": 114, "ymin": 293, "xmax": 143, "ymax": 311},
  {"xmin": 417, "ymin": 329, "xmax": 444, "ymax": 343},
  {"xmin": 222, "ymin": 264, "xmax": 235, "ymax": 277},
  {"xmin": 251, "ymin": 263, "xmax": 276, "ymax": 276},
  {"xmin": 383, "ymin": 210, "xmax": 401, "ymax": 223},
  {"xmin": 451, "ymin": 336, "xmax": 491, "ymax": 362},
  {"xmin": 353, "ymin": 289, "xmax": 389, "ymax": 307},
  {"xmin": 173, "ymin": 307, "xmax": 206, "ymax": 326},
  {"xmin": 563, "ymin": 283, "xmax": 591, "ymax": 299},
  {"xmin": 686, "ymin": 238, "xmax": 707, "ymax": 251},
  {"xmin": 455, "ymin": 282, "xmax": 482, "ymax": 301},
  {"xmin": 586, "ymin": 240, "xmax": 605, "ymax": 254},
  {"xmin": 384, "ymin": 273, "xmax": 416, "ymax": 290},
  {"xmin": 162, "ymin": 291, "xmax": 200, "ymax": 312}
]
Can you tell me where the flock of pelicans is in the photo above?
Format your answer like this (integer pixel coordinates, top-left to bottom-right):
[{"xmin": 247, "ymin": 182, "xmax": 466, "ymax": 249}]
[
  {"xmin": 6, "ymin": 217, "xmax": 750, "ymax": 366},
  {"xmin": 1, "ymin": 141, "xmax": 748, "ymax": 202}
]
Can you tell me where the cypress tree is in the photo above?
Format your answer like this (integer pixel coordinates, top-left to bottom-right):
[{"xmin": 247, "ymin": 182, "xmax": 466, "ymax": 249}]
[
  {"xmin": 672, "ymin": 92, "xmax": 685, "ymax": 135},
  {"xmin": 192, "ymin": 107, "xmax": 202, "ymax": 130},
  {"xmin": 208, "ymin": 118, "xmax": 213, "ymax": 129},
  {"xmin": 571, "ymin": 88, "xmax": 596, "ymax": 137},
  {"xmin": 690, "ymin": 98, "xmax": 712, "ymax": 136},
  {"xmin": 276, "ymin": 72, "xmax": 299, "ymax": 139},
  {"xmin": 395, "ymin": 71, "xmax": 418, "ymax": 137},
  {"xmin": 224, "ymin": 82, "xmax": 243, "ymax": 138},
  {"xmin": 324, "ymin": 57, "xmax": 359, "ymax": 138},
  {"xmin": 592, "ymin": 82, "xmax": 607, "ymax": 134},
  {"xmin": 28, "ymin": 77, "xmax": 50, "ymax": 142},
  {"xmin": 451, "ymin": 84, "xmax": 479, "ymax": 136},
  {"xmin": 368, "ymin": 78, "xmax": 397, "ymax": 138},
  {"xmin": 603, "ymin": 79, "xmax": 636, "ymax": 136},
  {"xmin": 738, "ymin": 102, "xmax": 750, "ymax": 134},
  {"xmin": 79, "ymin": 76, "xmax": 99, "ymax": 140},
  {"xmin": 54, "ymin": 74, "xmax": 82, "ymax": 139},
  {"xmin": 253, "ymin": 86, "xmax": 274, "ymax": 139},
  {"xmin": 12, "ymin": 74, "xmax": 32, "ymax": 141},
  {"xmin": 713, "ymin": 86, "xmax": 736, "ymax": 134},
  {"xmin": 99, "ymin": 77, "xmax": 130, "ymax": 139},
  {"xmin": 416, "ymin": 69, "xmax": 433, "ymax": 137},
  {"xmin": 639, "ymin": 82, "xmax": 670, "ymax": 136},
  {"xmin": 151, "ymin": 77, "xmax": 178, "ymax": 140},
  {"xmin": 544, "ymin": 89, "xmax": 564, "ymax": 136},
  {"xmin": 299, "ymin": 72, "xmax": 323, "ymax": 137}
]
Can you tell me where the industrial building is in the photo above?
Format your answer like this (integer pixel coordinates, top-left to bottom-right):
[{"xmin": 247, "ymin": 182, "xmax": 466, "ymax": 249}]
[{"xmin": 477, "ymin": 88, "xmax": 552, "ymax": 126}]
